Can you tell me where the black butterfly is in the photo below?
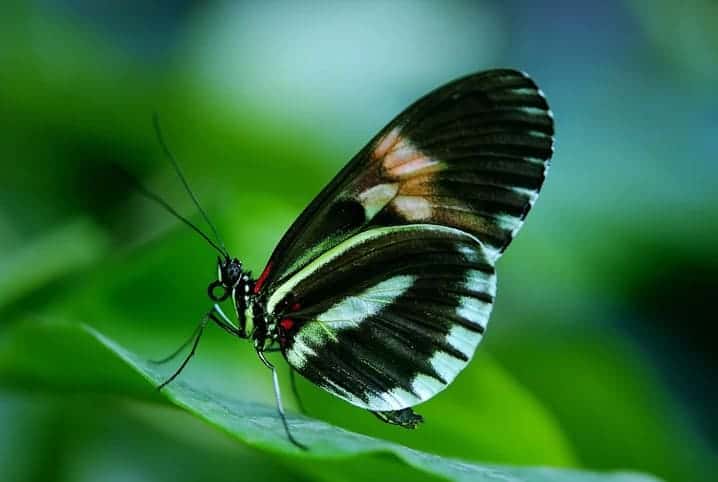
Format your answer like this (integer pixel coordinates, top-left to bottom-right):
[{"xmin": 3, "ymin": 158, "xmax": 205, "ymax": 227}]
[{"xmin": 148, "ymin": 69, "xmax": 554, "ymax": 449}]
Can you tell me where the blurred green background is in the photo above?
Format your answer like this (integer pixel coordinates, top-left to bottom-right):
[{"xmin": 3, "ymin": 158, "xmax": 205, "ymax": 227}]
[{"xmin": 1, "ymin": 1, "xmax": 716, "ymax": 481}]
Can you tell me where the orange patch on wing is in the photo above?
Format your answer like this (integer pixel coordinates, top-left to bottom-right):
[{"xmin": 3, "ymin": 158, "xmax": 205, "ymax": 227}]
[
  {"xmin": 377, "ymin": 132, "xmax": 445, "ymax": 179},
  {"xmin": 372, "ymin": 127, "xmax": 402, "ymax": 160},
  {"xmin": 375, "ymin": 135, "xmax": 442, "ymax": 222},
  {"xmin": 383, "ymin": 144, "xmax": 419, "ymax": 168},
  {"xmin": 390, "ymin": 157, "xmax": 443, "ymax": 177},
  {"xmin": 399, "ymin": 174, "xmax": 434, "ymax": 193},
  {"xmin": 368, "ymin": 128, "xmax": 456, "ymax": 224}
]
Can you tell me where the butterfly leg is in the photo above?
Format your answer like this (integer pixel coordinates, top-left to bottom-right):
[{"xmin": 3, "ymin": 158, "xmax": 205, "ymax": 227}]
[
  {"xmin": 372, "ymin": 408, "xmax": 424, "ymax": 429},
  {"xmin": 157, "ymin": 314, "xmax": 209, "ymax": 390},
  {"xmin": 150, "ymin": 318, "xmax": 205, "ymax": 365},
  {"xmin": 259, "ymin": 348, "xmax": 307, "ymax": 414},
  {"xmin": 289, "ymin": 369, "xmax": 308, "ymax": 415},
  {"xmin": 155, "ymin": 305, "xmax": 243, "ymax": 390},
  {"xmin": 257, "ymin": 351, "xmax": 308, "ymax": 450}
]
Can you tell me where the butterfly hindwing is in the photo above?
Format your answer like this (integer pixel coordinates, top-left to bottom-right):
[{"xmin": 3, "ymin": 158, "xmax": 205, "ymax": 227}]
[
  {"xmin": 266, "ymin": 225, "xmax": 496, "ymax": 411},
  {"xmin": 256, "ymin": 69, "xmax": 553, "ymax": 294}
]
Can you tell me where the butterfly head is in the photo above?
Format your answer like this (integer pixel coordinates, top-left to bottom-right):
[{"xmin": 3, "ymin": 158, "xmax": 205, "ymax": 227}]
[{"xmin": 208, "ymin": 256, "xmax": 247, "ymax": 303}]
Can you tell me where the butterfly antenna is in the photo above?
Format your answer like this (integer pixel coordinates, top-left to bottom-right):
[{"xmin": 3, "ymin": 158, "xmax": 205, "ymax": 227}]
[
  {"xmin": 153, "ymin": 113, "xmax": 229, "ymax": 258},
  {"xmin": 126, "ymin": 169, "xmax": 228, "ymax": 257}
]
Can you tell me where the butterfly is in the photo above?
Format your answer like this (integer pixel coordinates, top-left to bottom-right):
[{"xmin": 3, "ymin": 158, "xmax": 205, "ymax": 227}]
[{"xmin": 148, "ymin": 69, "xmax": 554, "ymax": 449}]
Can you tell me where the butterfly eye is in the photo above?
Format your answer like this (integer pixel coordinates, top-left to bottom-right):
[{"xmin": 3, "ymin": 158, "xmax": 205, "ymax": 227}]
[{"xmin": 208, "ymin": 280, "xmax": 229, "ymax": 302}]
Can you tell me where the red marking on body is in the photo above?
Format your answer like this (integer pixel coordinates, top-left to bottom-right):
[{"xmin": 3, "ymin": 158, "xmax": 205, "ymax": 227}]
[
  {"xmin": 280, "ymin": 318, "xmax": 295, "ymax": 331},
  {"xmin": 253, "ymin": 261, "xmax": 273, "ymax": 294},
  {"xmin": 291, "ymin": 302, "xmax": 301, "ymax": 312}
]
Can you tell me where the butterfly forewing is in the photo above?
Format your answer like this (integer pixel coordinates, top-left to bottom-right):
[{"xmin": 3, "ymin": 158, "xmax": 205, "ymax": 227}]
[
  {"xmin": 256, "ymin": 69, "xmax": 553, "ymax": 294},
  {"xmin": 266, "ymin": 225, "xmax": 496, "ymax": 411},
  {"xmin": 251, "ymin": 69, "xmax": 553, "ymax": 413}
]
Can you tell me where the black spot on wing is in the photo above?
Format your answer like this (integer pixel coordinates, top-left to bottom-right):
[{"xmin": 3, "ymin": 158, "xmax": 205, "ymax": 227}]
[{"xmin": 295, "ymin": 198, "xmax": 366, "ymax": 253}]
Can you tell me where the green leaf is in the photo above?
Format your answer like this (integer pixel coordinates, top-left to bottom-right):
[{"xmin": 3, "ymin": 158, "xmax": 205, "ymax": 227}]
[
  {"xmin": 0, "ymin": 319, "xmax": 663, "ymax": 482},
  {"xmin": 0, "ymin": 389, "xmax": 310, "ymax": 482},
  {"xmin": 0, "ymin": 219, "xmax": 108, "ymax": 310},
  {"xmin": 490, "ymin": 328, "xmax": 716, "ymax": 482},
  {"xmin": 297, "ymin": 350, "xmax": 579, "ymax": 466},
  {"xmin": 43, "ymin": 206, "xmax": 582, "ymax": 467}
]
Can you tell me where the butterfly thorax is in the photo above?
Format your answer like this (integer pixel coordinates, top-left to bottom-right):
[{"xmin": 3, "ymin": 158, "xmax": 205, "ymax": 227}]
[{"xmin": 243, "ymin": 295, "xmax": 272, "ymax": 351}]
